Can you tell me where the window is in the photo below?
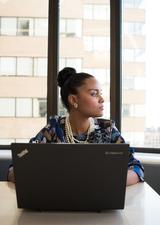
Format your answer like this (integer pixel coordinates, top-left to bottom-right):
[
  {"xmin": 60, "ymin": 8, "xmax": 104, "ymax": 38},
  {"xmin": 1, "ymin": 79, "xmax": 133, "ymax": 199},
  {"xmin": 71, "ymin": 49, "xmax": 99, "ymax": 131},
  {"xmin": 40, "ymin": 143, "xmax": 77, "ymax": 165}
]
[
  {"xmin": 1, "ymin": 17, "xmax": 16, "ymax": 35},
  {"xmin": 60, "ymin": 19, "xmax": 82, "ymax": 37},
  {"xmin": 123, "ymin": 49, "xmax": 145, "ymax": 62},
  {"xmin": 123, "ymin": 0, "xmax": 145, "ymax": 9},
  {"xmin": 84, "ymin": 4, "xmax": 110, "ymax": 20},
  {"xmin": 33, "ymin": 98, "xmax": 47, "ymax": 117},
  {"xmin": 122, "ymin": 0, "xmax": 160, "ymax": 148},
  {"xmin": 17, "ymin": 58, "xmax": 33, "ymax": 76},
  {"xmin": 59, "ymin": 1, "xmax": 110, "ymax": 117},
  {"xmin": 59, "ymin": 58, "xmax": 82, "ymax": 72},
  {"xmin": 16, "ymin": 98, "xmax": 32, "ymax": 117},
  {"xmin": 0, "ymin": 57, "xmax": 16, "ymax": 76},
  {"xmin": 35, "ymin": 18, "xmax": 48, "ymax": 36},
  {"xmin": 17, "ymin": 18, "xmax": 33, "ymax": 36},
  {"xmin": 84, "ymin": 36, "xmax": 110, "ymax": 52},
  {"xmin": 122, "ymin": 104, "xmax": 145, "ymax": 117},
  {"xmin": 0, "ymin": 17, "xmax": 48, "ymax": 37},
  {"xmin": 123, "ymin": 77, "xmax": 135, "ymax": 89},
  {"xmin": 84, "ymin": 5, "xmax": 92, "ymax": 19},
  {"xmin": 34, "ymin": 58, "xmax": 47, "ymax": 76},
  {"xmin": 123, "ymin": 22, "xmax": 145, "ymax": 35},
  {"xmin": 0, "ymin": 98, "xmax": 15, "ymax": 117}
]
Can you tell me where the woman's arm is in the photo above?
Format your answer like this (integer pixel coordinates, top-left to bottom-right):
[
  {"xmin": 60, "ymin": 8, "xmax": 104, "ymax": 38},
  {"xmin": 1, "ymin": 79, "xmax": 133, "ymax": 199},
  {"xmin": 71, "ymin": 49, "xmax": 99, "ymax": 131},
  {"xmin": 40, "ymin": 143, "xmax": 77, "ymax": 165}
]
[
  {"xmin": 7, "ymin": 166, "xmax": 15, "ymax": 183},
  {"xmin": 126, "ymin": 169, "xmax": 139, "ymax": 186},
  {"xmin": 110, "ymin": 121, "xmax": 144, "ymax": 185}
]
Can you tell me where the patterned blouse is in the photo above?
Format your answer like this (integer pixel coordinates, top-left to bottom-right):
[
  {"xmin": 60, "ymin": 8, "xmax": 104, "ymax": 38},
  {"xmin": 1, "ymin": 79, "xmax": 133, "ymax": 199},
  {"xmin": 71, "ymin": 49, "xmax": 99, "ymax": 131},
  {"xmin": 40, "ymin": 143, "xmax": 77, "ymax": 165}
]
[{"xmin": 30, "ymin": 115, "xmax": 144, "ymax": 181}]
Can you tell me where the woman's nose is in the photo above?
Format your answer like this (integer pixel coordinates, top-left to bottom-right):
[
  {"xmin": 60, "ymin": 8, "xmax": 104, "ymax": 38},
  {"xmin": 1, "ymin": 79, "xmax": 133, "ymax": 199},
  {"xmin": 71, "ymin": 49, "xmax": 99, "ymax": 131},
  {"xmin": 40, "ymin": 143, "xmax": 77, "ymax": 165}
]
[{"xmin": 99, "ymin": 95, "xmax": 104, "ymax": 103}]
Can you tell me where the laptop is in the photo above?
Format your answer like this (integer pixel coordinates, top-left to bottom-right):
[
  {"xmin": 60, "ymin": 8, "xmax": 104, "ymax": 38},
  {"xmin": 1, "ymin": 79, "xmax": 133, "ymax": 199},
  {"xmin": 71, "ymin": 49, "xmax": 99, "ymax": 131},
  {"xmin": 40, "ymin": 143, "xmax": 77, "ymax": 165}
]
[{"xmin": 11, "ymin": 143, "xmax": 129, "ymax": 211}]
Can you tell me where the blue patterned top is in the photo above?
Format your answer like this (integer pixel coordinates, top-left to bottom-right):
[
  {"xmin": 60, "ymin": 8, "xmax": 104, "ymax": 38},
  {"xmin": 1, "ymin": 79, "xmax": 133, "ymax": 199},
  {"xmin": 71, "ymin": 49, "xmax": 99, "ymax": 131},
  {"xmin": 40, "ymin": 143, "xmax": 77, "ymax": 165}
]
[{"xmin": 30, "ymin": 115, "xmax": 144, "ymax": 181}]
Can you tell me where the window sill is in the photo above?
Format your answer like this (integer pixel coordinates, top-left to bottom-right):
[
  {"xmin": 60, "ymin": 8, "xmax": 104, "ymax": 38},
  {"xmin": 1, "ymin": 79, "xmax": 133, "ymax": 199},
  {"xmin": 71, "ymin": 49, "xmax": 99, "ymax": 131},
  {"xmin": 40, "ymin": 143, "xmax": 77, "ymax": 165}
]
[
  {"xmin": 0, "ymin": 150, "xmax": 12, "ymax": 160},
  {"xmin": 135, "ymin": 152, "xmax": 160, "ymax": 165}
]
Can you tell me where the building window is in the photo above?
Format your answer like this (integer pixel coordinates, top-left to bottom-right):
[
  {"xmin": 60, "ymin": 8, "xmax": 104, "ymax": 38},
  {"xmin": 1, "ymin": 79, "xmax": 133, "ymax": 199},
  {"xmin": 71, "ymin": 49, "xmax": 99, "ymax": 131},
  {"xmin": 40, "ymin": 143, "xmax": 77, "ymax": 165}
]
[
  {"xmin": 123, "ymin": 0, "xmax": 145, "ymax": 9},
  {"xmin": 33, "ymin": 98, "xmax": 47, "ymax": 117},
  {"xmin": 1, "ymin": 17, "xmax": 17, "ymax": 35},
  {"xmin": 35, "ymin": 18, "xmax": 48, "ymax": 36},
  {"xmin": 60, "ymin": 19, "xmax": 82, "ymax": 37},
  {"xmin": 34, "ymin": 58, "xmax": 47, "ymax": 76},
  {"xmin": 122, "ymin": 104, "xmax": 130, "ymax": 117},
  {"xmin": 122, "ymin": 104, "xmax": 145, "ymax": 118},
  {"xmin": 123, "ymin": 22, "xmax": 145, "ymax": 35},
  {"xmin": 0, "ymin": 98, "xmax": 15, "ymax": 117},
  {"xmin": 17, "ymin": 18, "xmax": 33, "ymax": 36},
  {"xmin": 84, "ymin": 36, "xmax": 110, "ymax": 52},
  {"xmin": 123, "ymin": 77, "xmax": 135, "ymax": 89},
  {"xmin": 59, "ymin": 58, "xmax": 82, "ymax": 72},
  {"xmin": 0, "ymin": 57, "xmax": 48, "ymax": 77},
  {"xmin": 17, "ymin": 57, "xmax": 33, "ymax": 76},
  {"xmin": 123, "ymin": 49, "xmax": 145, "ymax": 62},
  {"xmin": 0, "ymin": 17, "xmax": 48, "ymax": 37},
  {"xmin": 84, "ymin": 4, "xmax": 110, "ymax": 20},
  {"xmin": 0, "ymin": 57, "xmax": 16, "ymax": 76},
  {"xmin": 16, "ymin": 98, "xmax": 32, "ymax": 117}
]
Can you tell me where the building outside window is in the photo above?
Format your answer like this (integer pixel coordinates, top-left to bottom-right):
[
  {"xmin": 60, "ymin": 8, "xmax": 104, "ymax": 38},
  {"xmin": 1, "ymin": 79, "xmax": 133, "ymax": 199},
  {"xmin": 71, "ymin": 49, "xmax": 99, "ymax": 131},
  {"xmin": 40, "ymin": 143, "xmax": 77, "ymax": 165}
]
[
  {"xmin": 1, "ymin": 0, "xmax": 160, "ymax": 149},
  {"xmin": 0, "ymin": 0, "xmax": 48, "ymax": 144}
]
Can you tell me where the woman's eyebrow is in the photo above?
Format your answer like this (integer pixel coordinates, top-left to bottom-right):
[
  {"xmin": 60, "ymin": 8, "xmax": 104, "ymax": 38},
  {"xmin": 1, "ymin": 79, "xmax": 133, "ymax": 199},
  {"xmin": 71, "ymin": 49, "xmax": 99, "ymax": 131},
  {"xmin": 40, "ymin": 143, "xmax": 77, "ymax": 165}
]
[
  {"xmin": 88, "ymin": 89, "xmax": 102, "ymax": 92},
  {"xmin": 88, "ymin": 88, "xmax": 100, "ymax": 91}
]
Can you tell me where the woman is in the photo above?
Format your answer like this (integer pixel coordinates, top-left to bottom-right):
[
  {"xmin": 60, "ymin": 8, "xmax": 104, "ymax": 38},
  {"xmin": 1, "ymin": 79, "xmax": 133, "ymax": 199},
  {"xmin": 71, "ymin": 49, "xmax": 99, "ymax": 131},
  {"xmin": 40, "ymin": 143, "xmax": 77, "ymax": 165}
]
[{"xmin": 8, "ymin": 67, "xmax": 144, "ymax": 185}]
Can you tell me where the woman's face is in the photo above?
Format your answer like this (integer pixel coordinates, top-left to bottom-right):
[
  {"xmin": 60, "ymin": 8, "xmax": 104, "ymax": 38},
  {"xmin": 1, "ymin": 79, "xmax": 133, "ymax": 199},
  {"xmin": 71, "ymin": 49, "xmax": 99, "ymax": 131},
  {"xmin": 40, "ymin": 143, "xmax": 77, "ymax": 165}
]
[{"xmin": 73, "ymin": 77, "xmax": 104, "ymax": 117}]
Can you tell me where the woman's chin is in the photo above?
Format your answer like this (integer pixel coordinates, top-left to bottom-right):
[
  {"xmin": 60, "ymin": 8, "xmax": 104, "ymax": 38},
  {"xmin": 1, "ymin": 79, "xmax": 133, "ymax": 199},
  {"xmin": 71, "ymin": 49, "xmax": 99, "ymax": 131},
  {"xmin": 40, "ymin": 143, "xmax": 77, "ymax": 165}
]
[{"xmin": 94, "ymin": 112, "xmax": 104, "ymax": 117}]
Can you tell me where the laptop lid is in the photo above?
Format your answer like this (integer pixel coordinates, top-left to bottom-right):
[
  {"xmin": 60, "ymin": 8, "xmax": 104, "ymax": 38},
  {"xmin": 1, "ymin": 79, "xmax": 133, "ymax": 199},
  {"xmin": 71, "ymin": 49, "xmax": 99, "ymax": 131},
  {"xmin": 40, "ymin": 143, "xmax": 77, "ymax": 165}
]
[{"xmin": 11, "ymin": 143, "xmax": 129, "ymax": 211}]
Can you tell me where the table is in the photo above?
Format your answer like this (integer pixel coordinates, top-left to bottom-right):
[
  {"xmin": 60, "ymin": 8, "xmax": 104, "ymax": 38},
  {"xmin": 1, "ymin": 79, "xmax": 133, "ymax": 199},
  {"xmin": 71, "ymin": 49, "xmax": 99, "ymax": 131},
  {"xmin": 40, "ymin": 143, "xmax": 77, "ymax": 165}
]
[{"xmin": 0, "ymin": 182, "xmax": 160, "ymax": 225}]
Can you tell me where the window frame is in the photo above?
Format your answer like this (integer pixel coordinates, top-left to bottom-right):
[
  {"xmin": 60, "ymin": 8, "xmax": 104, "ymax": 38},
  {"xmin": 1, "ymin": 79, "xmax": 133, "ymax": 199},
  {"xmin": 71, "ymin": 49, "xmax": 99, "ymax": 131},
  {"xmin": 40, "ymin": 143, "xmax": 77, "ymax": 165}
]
[{"xmin": 1, "ymin": 0, "xmax": 160, "ymax": 153}]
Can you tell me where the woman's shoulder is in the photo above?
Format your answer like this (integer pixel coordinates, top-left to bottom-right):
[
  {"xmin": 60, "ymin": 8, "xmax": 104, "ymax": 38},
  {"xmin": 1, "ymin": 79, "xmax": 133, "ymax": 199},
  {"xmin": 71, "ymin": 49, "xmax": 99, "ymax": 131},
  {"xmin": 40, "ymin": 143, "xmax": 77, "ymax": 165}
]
[
  {"xmin": 95, "ymin": 117, "xmax": 115, "ymax": 129},
  {"xmin": 48, "ymin": 115, "xmax": 66, "ymax": 126}
]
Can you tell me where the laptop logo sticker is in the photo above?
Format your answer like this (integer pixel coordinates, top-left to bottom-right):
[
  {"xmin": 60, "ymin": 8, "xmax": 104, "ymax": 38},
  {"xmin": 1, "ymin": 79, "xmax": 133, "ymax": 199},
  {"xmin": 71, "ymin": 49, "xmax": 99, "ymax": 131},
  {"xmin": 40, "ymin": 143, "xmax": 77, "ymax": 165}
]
[
  {"xmin": 17, "ymin": 149, "xmax": 29, "ymax": 158},
  {"xmin": 105, "ymin": 151, "xmax": 124, "ymax": 155}
]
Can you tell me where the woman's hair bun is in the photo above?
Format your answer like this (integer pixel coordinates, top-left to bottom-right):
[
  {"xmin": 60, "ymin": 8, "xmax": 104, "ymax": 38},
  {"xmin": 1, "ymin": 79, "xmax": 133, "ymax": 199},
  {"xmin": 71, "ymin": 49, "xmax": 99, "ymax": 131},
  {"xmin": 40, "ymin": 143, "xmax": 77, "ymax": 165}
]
[{"xmin": 57, "ymin": 67, "xmax": 76, "ymax": 88}]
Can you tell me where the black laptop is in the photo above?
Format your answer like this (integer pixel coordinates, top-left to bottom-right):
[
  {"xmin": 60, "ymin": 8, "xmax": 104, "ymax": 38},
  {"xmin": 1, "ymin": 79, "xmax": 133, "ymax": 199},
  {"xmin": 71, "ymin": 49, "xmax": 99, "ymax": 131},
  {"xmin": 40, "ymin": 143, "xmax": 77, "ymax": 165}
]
[{"xmin": 11, "ymin": 143, "xmax": 129, "ymax": 211}]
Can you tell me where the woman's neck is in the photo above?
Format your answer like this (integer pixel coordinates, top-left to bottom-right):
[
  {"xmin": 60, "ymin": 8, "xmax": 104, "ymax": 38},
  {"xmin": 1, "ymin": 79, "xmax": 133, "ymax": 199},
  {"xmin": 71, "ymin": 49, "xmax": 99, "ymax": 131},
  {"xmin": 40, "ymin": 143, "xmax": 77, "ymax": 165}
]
[{"xmin": 68, "ymin": 113, "xmax": 90, "ymax": 135}]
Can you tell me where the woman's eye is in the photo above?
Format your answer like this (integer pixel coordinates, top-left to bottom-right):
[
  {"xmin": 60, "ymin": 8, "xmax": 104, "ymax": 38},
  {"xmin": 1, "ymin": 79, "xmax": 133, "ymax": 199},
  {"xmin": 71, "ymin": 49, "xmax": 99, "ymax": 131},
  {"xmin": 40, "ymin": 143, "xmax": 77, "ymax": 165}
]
[{"xmin": 91, "ymin": 92, "xmax": 98, "ymax": 97}]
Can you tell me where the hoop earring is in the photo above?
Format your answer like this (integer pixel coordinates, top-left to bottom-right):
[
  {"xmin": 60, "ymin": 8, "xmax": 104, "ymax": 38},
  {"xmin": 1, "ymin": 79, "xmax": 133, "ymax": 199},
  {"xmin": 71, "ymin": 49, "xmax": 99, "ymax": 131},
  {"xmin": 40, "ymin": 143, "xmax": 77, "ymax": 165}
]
[{"xmin": 73, "ymin": 103, "xmax": 78, "ymax": 109}]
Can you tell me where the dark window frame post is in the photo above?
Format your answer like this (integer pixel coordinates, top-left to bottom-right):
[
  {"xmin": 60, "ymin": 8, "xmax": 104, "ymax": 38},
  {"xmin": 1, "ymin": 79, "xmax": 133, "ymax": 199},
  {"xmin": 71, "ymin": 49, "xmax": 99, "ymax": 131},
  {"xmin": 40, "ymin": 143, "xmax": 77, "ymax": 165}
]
[
  {"xmin": 47, "ymin": 0, "xmax": 59, "ymax": 121},
  {"xmin": 110, "ymin": 0, "xmax": 122, "ymax": 131}
]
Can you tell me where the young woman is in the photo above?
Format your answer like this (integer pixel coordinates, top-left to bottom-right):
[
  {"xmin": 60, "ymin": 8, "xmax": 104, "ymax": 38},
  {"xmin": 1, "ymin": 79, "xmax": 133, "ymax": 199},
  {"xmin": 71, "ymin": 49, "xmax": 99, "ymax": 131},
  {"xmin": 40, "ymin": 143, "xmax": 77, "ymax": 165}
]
[{"xmin": 8, "ymin": 67, "xmax": 144, "ymax": 185}]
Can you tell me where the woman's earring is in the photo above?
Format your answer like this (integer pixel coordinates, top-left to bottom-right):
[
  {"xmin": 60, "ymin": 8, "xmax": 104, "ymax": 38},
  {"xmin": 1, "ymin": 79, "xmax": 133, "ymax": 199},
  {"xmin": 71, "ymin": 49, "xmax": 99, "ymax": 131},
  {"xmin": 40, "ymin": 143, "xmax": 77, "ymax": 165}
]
[{"xmin": 73, "ymin": 103, "xmax": 78, "ymax": 109}]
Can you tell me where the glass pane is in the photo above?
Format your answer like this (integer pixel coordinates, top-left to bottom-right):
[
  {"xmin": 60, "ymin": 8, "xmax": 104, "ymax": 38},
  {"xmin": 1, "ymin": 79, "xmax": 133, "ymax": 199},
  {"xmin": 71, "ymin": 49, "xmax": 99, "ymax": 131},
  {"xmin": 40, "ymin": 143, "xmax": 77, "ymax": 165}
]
[
  {"xmin": 1, "ymin": 17, "xmax": 17, "ymax": 35},
  {"xmin": 59, "ymin": 0, "xmax": 110, "ymax": 118},
  {"xmin": 0, "ymin": 57, "xmax": 16, "ymax": 76},
  {"xmin": 35, "ymin": 18, "xmax": 48, "ymax": 36},
  {"xmin": 34, "ymin": 58, "xmax": 47, "ymax": 76},
  {"xmin": 17, "ymin": 57, "xmax": 33, "ymax": 76},
  {"xmin": 66, "ymin": 19, "xmax": 82, "ymax": 37},
  {"xmin": 0, "ymin": 98, "xmax": 15, "ymax": 117},
  {"xmin": 122, "ymin": 0, "xmax": 160, "ymax": 148},
  {"xmin": 17, "ymin": 18, "xmax": 34, "ymax": 36},
  {"xmin": 16, "ymin": 98, "xmax": 32, "ymax": 117},
  {"xmin": 0, "ymin": 0, "xmax": 48, "ymax": 144},
  {"xmin": 33, "ymin": 98, "xmax": 47, "ymax": 117}
]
